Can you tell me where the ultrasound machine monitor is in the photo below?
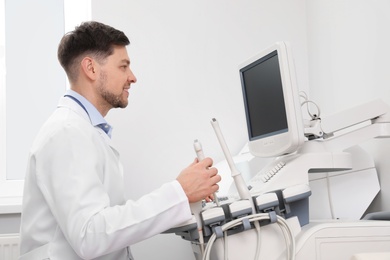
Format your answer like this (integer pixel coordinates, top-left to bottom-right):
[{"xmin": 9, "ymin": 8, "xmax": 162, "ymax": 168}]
[{"xmin": 239, "ymin": 41, "xmax": 305, "ymax": 158}]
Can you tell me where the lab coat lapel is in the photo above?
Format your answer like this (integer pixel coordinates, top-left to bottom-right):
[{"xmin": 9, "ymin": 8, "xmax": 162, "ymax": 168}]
[{"xmin": 96, "ymin": 128, "xmax": 121, "ymax": 158}]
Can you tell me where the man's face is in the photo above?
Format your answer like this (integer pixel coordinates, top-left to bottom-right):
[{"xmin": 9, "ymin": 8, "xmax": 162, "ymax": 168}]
[{"xmin": 96, "ymin": 45, "xmax": 136, "ymax": 109}]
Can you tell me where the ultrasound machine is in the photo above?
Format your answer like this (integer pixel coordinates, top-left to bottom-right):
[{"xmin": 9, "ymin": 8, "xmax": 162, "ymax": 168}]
[{"xmin": 165, "ymin": 41, "xmax": 390, "ymax": 260}]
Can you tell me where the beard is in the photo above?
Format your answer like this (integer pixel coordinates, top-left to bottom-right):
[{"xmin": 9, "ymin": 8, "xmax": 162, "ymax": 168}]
[{"xmin": 97, "ymin": 71, "xmax": 128, "ymax": 109}]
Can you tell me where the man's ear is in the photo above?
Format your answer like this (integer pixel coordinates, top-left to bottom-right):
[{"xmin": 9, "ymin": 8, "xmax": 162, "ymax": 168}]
[{"xmin": 80, "ymin": 57, "xmax": 98, "ymax": 80}]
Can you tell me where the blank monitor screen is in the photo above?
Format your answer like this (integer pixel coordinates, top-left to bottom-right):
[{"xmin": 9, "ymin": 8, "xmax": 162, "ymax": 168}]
[{"xmin": 241, "ymin": 50, "xmax": 288, "ymax": 141}]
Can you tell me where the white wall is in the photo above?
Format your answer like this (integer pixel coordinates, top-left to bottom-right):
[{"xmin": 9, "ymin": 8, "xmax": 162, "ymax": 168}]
[
  {"xmin": 306, "ymin": 0, "xmax": 390, "ymax": 213},
  {"xmin": 91, "ymin": 0, "xmax": 309, "ymax": 259}
]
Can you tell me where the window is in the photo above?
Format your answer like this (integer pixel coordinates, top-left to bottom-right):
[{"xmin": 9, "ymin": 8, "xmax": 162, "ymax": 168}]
[
  {"xmin": 0, "ymin": 0, "xmax": 91, "ymax": 213},
  {"xmin": 0, "ymin": 0, "xmax": 20, "ymax": 214}
]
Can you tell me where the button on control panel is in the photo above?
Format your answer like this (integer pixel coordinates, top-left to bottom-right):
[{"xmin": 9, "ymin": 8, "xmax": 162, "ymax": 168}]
[{"xmin": 261, "ymin": 161, "xmax": 286, "ymax": 183}]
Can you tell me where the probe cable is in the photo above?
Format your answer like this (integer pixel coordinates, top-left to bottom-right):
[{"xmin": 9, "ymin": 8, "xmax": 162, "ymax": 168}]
[
  {"xmin": 222, "ymin": 219, "xmax": 262, "ymax": 260},
  {"xmin": 202, "ymin": 213, "xmax": 296, "ymax": 260}
]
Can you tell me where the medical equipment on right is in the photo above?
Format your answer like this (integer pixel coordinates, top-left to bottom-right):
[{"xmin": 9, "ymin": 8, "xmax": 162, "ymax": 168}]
[{"xmin": 166, "ymin": 41, "xmax": 390, "ymax": 260}]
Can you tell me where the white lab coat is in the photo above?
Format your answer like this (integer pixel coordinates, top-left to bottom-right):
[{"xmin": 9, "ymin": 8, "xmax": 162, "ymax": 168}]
[{"xmin": 19, "ymin": 97, "xmax": 192, "ymax": 260}]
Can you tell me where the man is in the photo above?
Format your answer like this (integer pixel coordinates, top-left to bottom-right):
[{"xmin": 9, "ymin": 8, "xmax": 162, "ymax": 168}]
[{"xmin": 19, "ymin": 21, "xmax": 221, "ymax": 260}]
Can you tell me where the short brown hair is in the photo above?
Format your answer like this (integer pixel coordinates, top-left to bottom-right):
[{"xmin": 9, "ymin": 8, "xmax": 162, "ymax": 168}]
[{"xmin": 57, "ymin": 21, "xmax": 130, "ymax": 83}]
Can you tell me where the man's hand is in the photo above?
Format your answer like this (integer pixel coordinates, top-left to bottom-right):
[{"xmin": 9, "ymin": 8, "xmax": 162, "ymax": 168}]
[{"xmin": 177, "ymin": 157, "xmax": 221, "ymax": 203}]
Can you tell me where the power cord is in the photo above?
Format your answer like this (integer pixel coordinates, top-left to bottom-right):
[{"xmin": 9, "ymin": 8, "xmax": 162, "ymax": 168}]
[{"xmin": 300, "ymin": 91, "xmax": 321, "ymax": 120}]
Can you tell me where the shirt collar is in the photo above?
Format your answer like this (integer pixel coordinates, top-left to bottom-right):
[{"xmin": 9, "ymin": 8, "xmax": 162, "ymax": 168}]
[{"xmin": 65, "ymin": 89, "xmax": 113, "ymax": 138}]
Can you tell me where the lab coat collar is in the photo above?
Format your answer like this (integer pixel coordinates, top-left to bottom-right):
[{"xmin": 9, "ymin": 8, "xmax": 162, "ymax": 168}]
[{"xmin": 57, "ymin": 97, "xmax": 120, "ymax": 156}]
